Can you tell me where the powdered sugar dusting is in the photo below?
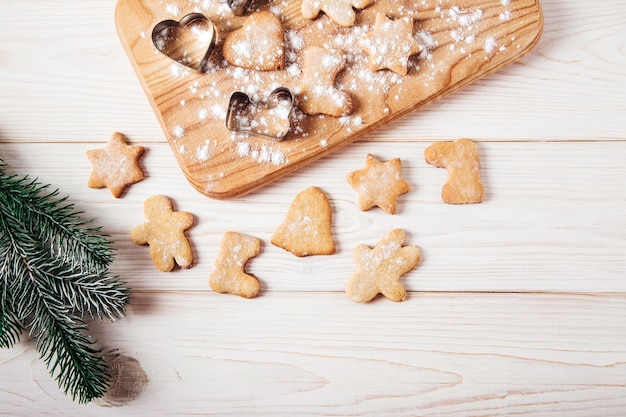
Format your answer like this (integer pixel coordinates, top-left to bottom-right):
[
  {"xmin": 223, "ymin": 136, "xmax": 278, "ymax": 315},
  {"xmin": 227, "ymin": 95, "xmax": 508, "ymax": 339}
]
[
  {"xmin": 234, "ymin": 138, "xmax": 288, "ymax": 166},
  {"xmin": 151, "ymin": 0, "xmax": 515, "ymax": 185},
  {"xmin": 166, "ymin": 3, "xmax": 180, "ymax": 16},
  {"xmin": 484, "ymin": 36, "xmax": 498, "ymax": 54},
  {"xmin": 172, "ymin": 125, "xmax": 185, "ymax": 139},
  {"xmin": 196, "ymin": 140, "xmax": 211, "ymax": 162}
]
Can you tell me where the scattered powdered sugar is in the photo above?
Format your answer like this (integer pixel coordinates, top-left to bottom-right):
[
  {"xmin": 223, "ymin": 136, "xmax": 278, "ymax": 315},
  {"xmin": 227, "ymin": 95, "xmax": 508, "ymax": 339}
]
[
  {"xmin": 191, "ymin": 24, "xmax": 214, "ymax": 47},
  {"xmin": 448, "ymin": 6, "xmax": 483, "ymax": 28},
  {"xmin": 211, "ymin": 103, "xmax": 226, "ymax": 119},
  {"xmin": 169, "ymin": 63, "xmax": 190, "ymax": 78},
  {"xmin": 484, "ymin": 36, "xmax": 498, "ymax": 53},
  {"xmin": 232, "ymin": 40, "xmax": 253, "ymax": 59},
  {"xmin": 286, "ymin": 30, "xmax": 305, "ymax": 51},
  {"xmin": 499, "ymin": 1, "xmax": 513, "ymax": 21},
  {"xmin": 237, "ymin": 141, "xmax": 251, "ymax": 157},
  {"xmin": 444, "ymin": 4, "xmax": 509, "ymax": 61},
  {"xmin": 235, "ymin": 139, "xmax": 288, "ymax": 166},
  {"xmin": 339, "ymin": 115, "xmax": 364, "ymax": 133},
  {"xmin": 286, "ymin": 63, "xmax": 301, "ymax": 77},
  {"xmin": 196, "ymin": 140, "xmax": 211, "ymax": 162},
  {"xmin": 448, "ymin": 6, "xmax": 483, "ymax": 48},
  {"xmin": 285, "ymin": 29, "xmax": 305, "ymax": 67},
  {"xmin": 156, "ymin": 1, "xmax": 511, "ymax": 173},
  {"xmin": 269, "ymin": 5, "xmax": 282, "ymax": 16},
  {"xmin": 415, "ymin": 30, "xmax": 438, "ymax": 59},
  {"xmin": 197, "ymin": 108, "xmax": 209, "ymax": 120},
  {"xmin": 172, "ymin": 125, "xmax": 185, "ymax": 139},
  {"xmin": 322, "ymin": 54, "xmax": 343, "ymax": 69},
  {"xmin": 256, "ymin": 146, "xmax": 270, "ymax": 163},
  {"xmin": 166, "ymin": 3, "xmax": 181, "ymax": 16},
  {"xmin": 270, "ymin": 149, "xmax": 287, "ymax": 165}
]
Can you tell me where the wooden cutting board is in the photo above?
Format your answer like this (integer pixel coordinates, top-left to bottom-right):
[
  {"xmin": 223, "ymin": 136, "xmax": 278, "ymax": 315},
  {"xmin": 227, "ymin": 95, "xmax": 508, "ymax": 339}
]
[{"xmin": 115, "ymin": 0, "xmax": 543, "ymax": 199}]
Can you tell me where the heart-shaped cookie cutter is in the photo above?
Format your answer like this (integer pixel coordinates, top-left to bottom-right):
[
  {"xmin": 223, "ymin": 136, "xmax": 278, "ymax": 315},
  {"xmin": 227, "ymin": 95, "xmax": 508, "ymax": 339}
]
[
  {"xmin": 226, "ymin": 88, "xmax": 294, "ymax": 140},
  {"xmin": 227, "ymin": 0, "xmax": 253, "ymax": 16},
  {"xmin": 152, "ymin": 13, "xmax": 217, "ymax": 72}
]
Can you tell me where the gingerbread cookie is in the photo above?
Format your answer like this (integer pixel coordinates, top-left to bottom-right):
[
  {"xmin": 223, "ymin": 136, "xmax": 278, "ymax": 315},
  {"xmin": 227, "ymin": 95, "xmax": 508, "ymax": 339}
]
[
  {"xmin": 86, "ymin": 132, "xmax": 145, "ymax": 198},
  {"xmin": 222, "ymin": 11, "xmax": 285, "ymax": 71},
  {"xmin": 301, "ymin": 0, "xmax": 374, "ymax": 27},
  {"xmin": 209, "ymin": 232, "xmax": 261, "ymax": 298},
  {"xmin": 347, "ymin": 154, "xmax": 411, "ymax": 214},
  {"xmin": 424, "ymin": 138, "xmax": 484, "ymax": 204},
  {"xmin": 271, "ymin": 186, "xmax": 335, "ymax": 257},
  {"xmin": 358, "ymin": 13, "xmax": 422, "ymax": 75},
  {"xmin": 299, "ymin": 46, "xmax": 353, "ymax": 117},
  {"xmin": 131, "ymin": 195, "xmax": 194, "ymax": 272},
  {"xmin": 346, "ymin": 229, "xmax": 421, "ymax": 303}
]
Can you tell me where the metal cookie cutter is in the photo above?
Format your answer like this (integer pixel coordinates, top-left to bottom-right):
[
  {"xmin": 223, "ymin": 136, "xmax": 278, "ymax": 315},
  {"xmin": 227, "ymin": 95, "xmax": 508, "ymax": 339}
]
[
  {"xmin": 152, "ymin": 13, "xmax": 217, "ymax": 72},
  {"xmin": 226, "ymin": 88, "xmax": 295, "ymax": 140},
  {"xmin": 227, "ymin": 0, "xmax": 254, "ymax": 16}
]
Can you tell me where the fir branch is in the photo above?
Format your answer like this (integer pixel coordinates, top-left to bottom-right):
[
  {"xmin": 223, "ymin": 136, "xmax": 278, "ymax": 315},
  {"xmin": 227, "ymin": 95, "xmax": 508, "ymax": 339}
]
[
  {"xmin": 0, "ymin": 208, "xmax": 27, "ymax": 348},
  {"xmin": 26, "ymin": 276, "xmax": 109, "ymax": 402},
  {"xmin": 0, "ymin": 191, "xmax": 128, "ymax": 321},
  {"xmin": 0, "ymin": 169, "xmax": 115, "ymax": 270},
  {"xmin": 0, "ymin": 161, "xmax": 129, "ymax": 403},
  {"xmin": 0, "ymin": 278, "xmax": 23, "ymax": 348}
]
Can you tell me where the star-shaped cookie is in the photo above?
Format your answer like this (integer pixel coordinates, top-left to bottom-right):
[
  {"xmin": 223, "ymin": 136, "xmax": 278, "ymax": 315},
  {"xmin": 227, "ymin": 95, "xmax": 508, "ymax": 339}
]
[
  {"xmin": 346, "ymin": 154, "xmax": 411, "ymax": 215},
  {"xmin": 346, "ymin": 229, "xmax": 421, "ymax": 303},
  {"xmin": 86, "ymin": 132, "xmax": 145, "ymax": 198},
  {"xmin": 302, "ymin": 0, "xmax": 374, "ymax": 27},
  {"xmin": 358, "ymin": 13, "xmax": 422, "ymax": 75}
]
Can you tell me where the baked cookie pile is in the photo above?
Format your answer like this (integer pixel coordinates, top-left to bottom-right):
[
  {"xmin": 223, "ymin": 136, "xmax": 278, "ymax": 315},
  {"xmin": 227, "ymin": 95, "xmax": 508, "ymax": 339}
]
[
  {"xmin": 150, "ymin": 0, "xmax": 435, "ymax": 150},
  {"xmin": 88, "ymin": 2, "xmax": 489, "ymax": 302},
  {"xmin": 86, "ymin": 131, "xmax": 484, "ymax": 303}
]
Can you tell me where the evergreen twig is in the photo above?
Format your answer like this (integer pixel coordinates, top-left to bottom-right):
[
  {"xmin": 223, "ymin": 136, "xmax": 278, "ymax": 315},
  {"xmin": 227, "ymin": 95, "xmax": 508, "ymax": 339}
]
[{"xmin": 0, "ymin": 161, "xmax": 129, "ymax": 403}]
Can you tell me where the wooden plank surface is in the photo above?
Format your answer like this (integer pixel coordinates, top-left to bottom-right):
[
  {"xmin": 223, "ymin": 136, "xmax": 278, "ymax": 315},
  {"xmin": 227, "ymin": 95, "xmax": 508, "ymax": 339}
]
[
  {"xmin": 115, "ymin": 0, "xmax": 543, "ymax": 198},
  {"xmin": 2, "ymin": 292, "xmax": 626, "ymax": 416},
  {"xmin": 0, "ymin": 1, "xmax": 624, "ymax": 142},
  {"xmin": 1, "ymin": 0, "xmax": 626, "ymax": 415},
  {"xmin": 1, "ymin": 140, "xmax": 625, "ymax": 293}
]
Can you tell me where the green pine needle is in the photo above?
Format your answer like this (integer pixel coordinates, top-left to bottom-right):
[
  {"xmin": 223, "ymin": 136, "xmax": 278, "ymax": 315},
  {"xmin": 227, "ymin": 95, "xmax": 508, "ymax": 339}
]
[{"xmin": 0, "ymin": 161, "xmax": 130, "ymax": 403}]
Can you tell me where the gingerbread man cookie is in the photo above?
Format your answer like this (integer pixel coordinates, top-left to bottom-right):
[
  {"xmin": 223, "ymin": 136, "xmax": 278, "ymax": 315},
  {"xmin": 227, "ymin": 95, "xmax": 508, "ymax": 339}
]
[
  {"xmin": 301, "ymin": 0, "xmax": 374, "ymax": 27},
  {"xmin": 347, "ymin": 154, "xmax": 411, "ymax": 214},
  {"xmin": 358, "ymin": 13, "xmax": 422, "ymax": 75},
  {"xmin": 131, "ymin": 195, "xmax": 194, "ymax": 272},
  {"xmin": 346, "ymin": 229, "xmax": 421, "ymax": 303},
  {"xmin": 424, "ymin": 138, "xmax": 484, "ymax": 204},
  {"xmin": 299, "ymin": 46, "xmax": 353, "ymax": 117},
  {"xmin": 86, "ymin": 132, "xmax": 145, "ymax": 198},
  {"xmin": 210, "ymin": 232, "xmax": 261, "ymax": 299}
]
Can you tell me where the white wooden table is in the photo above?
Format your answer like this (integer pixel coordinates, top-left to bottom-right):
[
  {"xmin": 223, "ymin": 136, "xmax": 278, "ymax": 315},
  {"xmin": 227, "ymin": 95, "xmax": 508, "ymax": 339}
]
[{"xmin": 1, "ymin": 1, "xmax": 625, "ymax": 415}]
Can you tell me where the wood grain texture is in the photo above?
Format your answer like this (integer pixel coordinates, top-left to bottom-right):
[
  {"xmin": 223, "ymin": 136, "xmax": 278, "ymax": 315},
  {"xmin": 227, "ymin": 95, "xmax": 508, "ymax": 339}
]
[
  {"xmin": 1, "ymin": 140, "xmax": 624, "ymax": 293},
  {"xmin": 115, "ymin": 0, "xmax": 543, "ymax": 198},
  {"xmin": 1, "ymin": 0, "xmax": 626, "ymax": 415},
  {"xmin": 1, "ymin": 0, "xmax": 624, "ymax": 142},
  {"xmin": 2, "ymin": 292, "xmax": 626, "ymax": 416}
]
